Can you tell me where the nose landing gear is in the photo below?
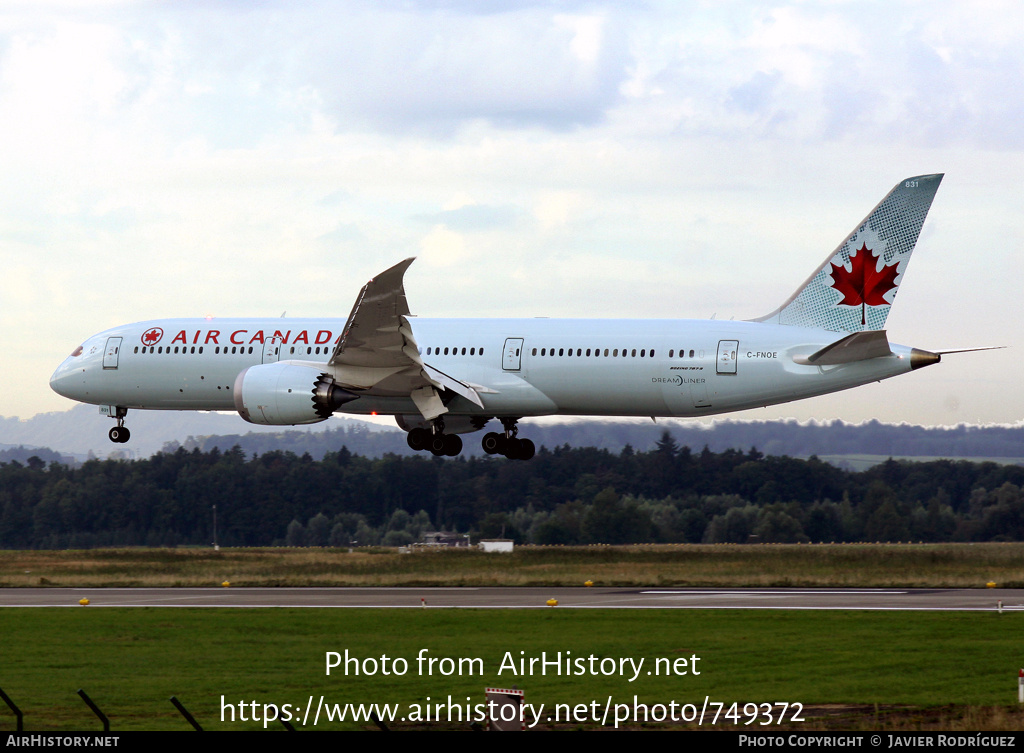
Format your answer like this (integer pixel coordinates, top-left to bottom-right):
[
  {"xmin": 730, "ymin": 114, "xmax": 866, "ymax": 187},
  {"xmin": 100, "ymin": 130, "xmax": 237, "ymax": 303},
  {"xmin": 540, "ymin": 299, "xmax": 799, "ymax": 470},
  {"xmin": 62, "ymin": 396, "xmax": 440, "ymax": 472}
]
[
  {"xmin": 482, "ymin": 417, "xmax": 534, "ymax": 461},
  {"xmin": 109, "ymin": 425, "xmax": 130, "ymax": 443},
  {"xmin": 107, "ymin": 407, "xmax": 130, "ymax": 443}
]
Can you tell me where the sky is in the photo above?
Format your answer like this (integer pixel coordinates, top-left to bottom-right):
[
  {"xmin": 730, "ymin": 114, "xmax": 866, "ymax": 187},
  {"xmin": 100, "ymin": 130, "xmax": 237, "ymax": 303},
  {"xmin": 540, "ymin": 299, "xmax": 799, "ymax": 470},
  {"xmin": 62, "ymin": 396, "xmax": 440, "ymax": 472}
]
[{"xmin": 2, "ymin": 0, "xmax": 1022, "ymax": 429}]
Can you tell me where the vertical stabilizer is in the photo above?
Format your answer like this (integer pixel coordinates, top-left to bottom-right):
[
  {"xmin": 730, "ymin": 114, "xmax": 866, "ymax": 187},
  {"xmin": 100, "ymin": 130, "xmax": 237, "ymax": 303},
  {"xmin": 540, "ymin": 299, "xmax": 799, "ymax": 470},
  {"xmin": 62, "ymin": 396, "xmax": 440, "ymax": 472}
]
[{"xmin": 755, "ymin": 174, "xmax": 943, "ymax": 332}]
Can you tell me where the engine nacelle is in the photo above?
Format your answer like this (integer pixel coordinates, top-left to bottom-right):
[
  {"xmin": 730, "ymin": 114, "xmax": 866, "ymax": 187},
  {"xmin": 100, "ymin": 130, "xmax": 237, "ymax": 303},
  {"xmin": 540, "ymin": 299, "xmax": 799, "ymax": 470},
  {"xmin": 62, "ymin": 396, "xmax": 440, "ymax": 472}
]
[{"xmin": 233, "ymin": 362, "xmax": 358, "ymax": 425}]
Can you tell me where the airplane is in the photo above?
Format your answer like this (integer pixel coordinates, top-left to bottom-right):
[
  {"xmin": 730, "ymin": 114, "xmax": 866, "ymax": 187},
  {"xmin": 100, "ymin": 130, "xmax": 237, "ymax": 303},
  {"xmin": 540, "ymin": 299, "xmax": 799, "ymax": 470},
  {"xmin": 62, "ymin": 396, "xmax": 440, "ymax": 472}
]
[{"xmin": 51, "ymin": 174, "xmax": 979, "ymax": 460}]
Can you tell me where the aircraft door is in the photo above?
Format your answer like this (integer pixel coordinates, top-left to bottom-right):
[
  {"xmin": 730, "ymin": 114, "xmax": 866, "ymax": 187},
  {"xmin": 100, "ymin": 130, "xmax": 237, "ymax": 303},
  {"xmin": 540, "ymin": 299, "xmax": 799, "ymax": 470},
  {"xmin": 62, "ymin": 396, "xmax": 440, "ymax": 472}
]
[
  {"xmin": 717, "ymin": 340, "xmax": 739, "ymax": 375},
  {"xmin": 262, "ymin": 336, "xmax": 282, "ymax": 364},
  {"xmin": 103, "ymin": 337, "xmax": 122, "ymax": 370},
  {"xmin": 502, "ymin": 338, "xmax": 524, "ymax": 371}
]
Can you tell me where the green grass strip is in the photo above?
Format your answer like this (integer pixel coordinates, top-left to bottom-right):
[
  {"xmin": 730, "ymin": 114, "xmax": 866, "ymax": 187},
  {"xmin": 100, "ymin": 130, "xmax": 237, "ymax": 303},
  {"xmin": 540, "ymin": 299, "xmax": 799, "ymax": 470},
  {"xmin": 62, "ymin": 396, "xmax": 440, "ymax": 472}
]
[{"xmin": 1, "ymin": 608, "xmax": 1022, "ymax": 730}]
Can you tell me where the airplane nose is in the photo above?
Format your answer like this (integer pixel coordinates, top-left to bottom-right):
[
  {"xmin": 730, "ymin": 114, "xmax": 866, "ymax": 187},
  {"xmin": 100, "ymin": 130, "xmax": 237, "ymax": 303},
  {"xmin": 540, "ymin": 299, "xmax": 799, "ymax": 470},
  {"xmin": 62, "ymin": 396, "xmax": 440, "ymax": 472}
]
[{"xmin": 50, "ymin": 359, "xmax": 83, "ymax": 400}]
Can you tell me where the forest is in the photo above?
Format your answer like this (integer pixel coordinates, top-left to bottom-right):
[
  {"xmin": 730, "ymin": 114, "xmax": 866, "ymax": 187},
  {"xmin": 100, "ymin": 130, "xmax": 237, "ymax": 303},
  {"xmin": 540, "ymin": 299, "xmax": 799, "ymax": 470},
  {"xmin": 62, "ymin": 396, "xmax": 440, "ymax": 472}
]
[{"xmin": 3, "ymin": 431, "xmax": 1024, "ymax": 549}]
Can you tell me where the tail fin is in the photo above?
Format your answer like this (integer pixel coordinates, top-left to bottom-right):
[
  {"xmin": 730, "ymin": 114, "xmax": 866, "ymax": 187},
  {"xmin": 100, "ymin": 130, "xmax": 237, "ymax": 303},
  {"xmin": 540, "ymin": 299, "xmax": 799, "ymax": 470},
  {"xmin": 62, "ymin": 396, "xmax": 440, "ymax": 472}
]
[{"xmin": 755, "ymin": 174, "xmax": 943, "ymax": 332}]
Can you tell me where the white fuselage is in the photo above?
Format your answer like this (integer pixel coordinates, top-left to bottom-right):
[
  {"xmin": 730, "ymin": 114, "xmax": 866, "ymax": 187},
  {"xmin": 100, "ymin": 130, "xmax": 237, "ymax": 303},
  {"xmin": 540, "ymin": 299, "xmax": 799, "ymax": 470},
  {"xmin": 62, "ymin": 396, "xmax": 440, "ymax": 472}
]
[{"xmin": 50, "ymin": 316, "xmax": 919, "ymax": 421}]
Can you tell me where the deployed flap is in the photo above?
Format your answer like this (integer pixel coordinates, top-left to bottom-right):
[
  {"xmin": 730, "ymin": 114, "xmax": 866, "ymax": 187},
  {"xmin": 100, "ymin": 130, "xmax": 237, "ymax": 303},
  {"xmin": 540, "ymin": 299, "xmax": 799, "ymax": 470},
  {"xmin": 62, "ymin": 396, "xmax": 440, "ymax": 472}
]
[
  {"xmin": 410, "ymin": 385, "xmax": 446, "ymax": 421},
  {"xmin": 794, "ymin": 330, "xmax": 892, "ymax": 366},
  {"xmin": 330, "ymin": 258, "xmax": 416, "ymax": 368},
  {"xmin": 423, "ymin": 364, "xmax": 485, "ymax": 408}
]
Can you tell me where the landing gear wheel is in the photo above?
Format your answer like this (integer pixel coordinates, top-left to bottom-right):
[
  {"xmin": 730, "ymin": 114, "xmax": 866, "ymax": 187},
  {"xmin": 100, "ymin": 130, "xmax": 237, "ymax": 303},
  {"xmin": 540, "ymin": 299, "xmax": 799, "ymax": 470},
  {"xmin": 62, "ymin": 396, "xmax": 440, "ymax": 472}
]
[
  {"xmin": 481, "ymin": 432, "xmax": 504, "ymax": 455},
  {"xmin": 429, "ymin": 434, "xmax": 448, "ymax": 456},
  {"xmin": 108, "ymin": 426, "xmax": 130, "ymax": 444},
  {"xmin": 443, "ymin": 434, "xmax": 463, "ymax": 457},
  {"xmin": 504, "ymin": 437, "xmax": 523, "ymax": 460},
  {"xmin": 493, "ymin": 417, "xmax": 534, "ymax": 460},
  {"xmin": 407, "ymin": 427, "xmax": 430, "ymax": 451}
]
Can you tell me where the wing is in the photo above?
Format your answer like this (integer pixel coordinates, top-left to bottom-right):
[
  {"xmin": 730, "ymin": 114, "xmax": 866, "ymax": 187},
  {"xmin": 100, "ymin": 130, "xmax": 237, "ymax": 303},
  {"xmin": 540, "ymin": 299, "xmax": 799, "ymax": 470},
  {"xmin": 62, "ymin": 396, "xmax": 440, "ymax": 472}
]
[
  {"xmin": 327, "ymin": 258, "xmax": 483, "ymax": 420},
  {"xmin": 331, "ymin": 258, "xmax": 414, "ymax": 368}
]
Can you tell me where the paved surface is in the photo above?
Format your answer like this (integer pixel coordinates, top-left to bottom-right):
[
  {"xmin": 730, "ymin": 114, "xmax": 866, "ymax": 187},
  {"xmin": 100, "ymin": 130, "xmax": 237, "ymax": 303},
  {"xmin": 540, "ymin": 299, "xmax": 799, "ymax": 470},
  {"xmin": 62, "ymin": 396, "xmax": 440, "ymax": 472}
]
[{"xmin": 0, "ymin": 586, "xmax": 1021, "ymax": 610}]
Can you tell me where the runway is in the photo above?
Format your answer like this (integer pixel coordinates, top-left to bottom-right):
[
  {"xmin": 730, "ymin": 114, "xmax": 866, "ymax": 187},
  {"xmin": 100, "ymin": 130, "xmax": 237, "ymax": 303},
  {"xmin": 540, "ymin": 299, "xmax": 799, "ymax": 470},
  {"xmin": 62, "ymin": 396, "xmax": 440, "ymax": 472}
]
[{"xmin": 0, "ymin": 586, "xmax": 1020, "ymax": 610}]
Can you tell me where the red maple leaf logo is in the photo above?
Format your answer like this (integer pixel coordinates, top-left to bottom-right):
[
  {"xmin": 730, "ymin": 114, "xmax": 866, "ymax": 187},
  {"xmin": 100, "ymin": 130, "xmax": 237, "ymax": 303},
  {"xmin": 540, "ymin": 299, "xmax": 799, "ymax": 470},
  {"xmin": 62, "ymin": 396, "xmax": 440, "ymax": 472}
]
[
  {"xmin": 141, "ymin": 327, "xmax": 163, "ymax": 346},
  {"xmin": 829, "ymin": 243, "xmax": 899, "ymax": 325}
]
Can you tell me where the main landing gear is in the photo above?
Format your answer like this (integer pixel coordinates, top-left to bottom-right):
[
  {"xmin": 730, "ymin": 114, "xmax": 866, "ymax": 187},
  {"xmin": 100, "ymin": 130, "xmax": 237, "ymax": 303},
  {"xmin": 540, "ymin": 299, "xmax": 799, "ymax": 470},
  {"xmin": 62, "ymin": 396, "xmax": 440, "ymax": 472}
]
[
  {"xmin": 406, "ymin": 418, "xmax": 463, "ymax": 457},
  {"xmin": 481, "ymin": 417, "xmax": 535, "ymax": 461},
  {"xmin": 404, "ymin": 417, "xmax": 534, "ymax": 460},
  {"xmin": 107, "ymin": 407, "xmax": 130, "ymax": 444}
]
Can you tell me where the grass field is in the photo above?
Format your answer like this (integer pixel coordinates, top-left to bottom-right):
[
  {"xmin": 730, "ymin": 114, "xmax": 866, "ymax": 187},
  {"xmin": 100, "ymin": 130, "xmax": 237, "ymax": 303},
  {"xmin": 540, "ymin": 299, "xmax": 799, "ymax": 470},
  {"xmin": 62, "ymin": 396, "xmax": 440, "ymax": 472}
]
[
  {"xmin": 2, "ymin": 543, "xmax": 1024, "ymax": 588},
  {"xmin": 4, "ymin": 545, "xmax": 1024, "ymax": 731},
  {"xmin": 2, "ymin": 608, "xmax": 1024, "ymax": 731}
]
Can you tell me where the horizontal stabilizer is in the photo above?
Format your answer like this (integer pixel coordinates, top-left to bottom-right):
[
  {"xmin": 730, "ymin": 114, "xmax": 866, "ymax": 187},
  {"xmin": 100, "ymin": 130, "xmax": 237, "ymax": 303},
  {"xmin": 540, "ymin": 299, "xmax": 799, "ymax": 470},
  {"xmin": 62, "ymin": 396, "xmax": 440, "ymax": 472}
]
[
  {"xmin": 931, "ymin": 346, "xmax": 1005, "ymax": 355},
  {"xmin": 794, "ymin": 330, "xmax": 892, "ymax": 366}
]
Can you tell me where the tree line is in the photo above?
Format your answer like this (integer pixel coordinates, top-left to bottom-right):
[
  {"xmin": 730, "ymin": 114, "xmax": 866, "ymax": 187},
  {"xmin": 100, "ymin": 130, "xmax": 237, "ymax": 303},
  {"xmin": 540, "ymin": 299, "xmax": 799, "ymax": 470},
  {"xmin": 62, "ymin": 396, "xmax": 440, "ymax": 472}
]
[
  {"xmin": 172, "ymin": 418, "xmax": 1024, "ymax": 461},
  {"xmin": 3, "ymin": 432, "xmax": 1024, "ymax": 549}
]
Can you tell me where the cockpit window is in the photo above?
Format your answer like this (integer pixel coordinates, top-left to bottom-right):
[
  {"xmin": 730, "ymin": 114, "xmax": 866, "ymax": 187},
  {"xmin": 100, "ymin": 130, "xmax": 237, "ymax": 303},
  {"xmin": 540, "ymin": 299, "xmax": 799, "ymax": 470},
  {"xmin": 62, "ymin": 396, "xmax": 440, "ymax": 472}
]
[{"xmin": 70, "ymin": 345, "xmax": 83, "ymax": 357}]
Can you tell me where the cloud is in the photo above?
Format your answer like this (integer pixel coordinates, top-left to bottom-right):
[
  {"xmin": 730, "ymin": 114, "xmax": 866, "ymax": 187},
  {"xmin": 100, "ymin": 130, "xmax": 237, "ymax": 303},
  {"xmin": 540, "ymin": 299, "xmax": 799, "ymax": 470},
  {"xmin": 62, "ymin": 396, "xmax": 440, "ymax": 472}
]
[
  {"xmin": 3, "ymin": 0, "xmax": 1024, "ymax": 427},
  {"xmin": 419, "ymin": 224, "xmax": 467, "ymax": 266},
  {"xmin": 414, "ymin": 204, "xmax": 520, "ymax": 232}
]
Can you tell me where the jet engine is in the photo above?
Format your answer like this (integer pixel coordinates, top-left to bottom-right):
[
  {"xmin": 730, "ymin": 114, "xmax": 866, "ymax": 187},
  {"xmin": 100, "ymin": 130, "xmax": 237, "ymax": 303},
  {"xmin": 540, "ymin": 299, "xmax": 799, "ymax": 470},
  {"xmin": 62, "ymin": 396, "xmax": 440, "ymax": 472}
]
[{"xmin": 233, "ymin": 362, "xmax": 358, "ymax": 425}]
